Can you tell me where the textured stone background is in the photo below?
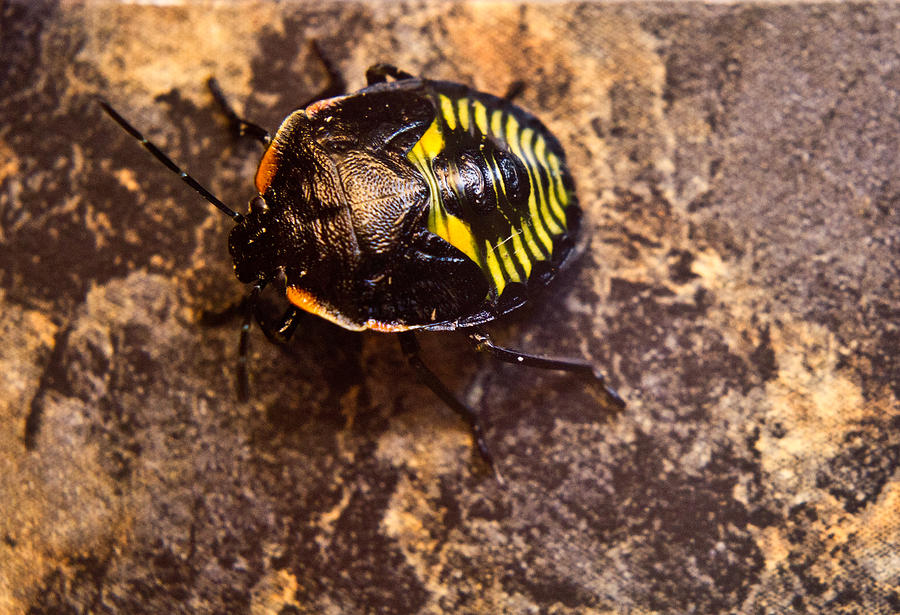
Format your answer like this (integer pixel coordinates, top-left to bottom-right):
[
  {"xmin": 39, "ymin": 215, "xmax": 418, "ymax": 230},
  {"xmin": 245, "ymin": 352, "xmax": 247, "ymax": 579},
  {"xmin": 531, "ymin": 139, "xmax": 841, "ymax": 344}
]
[{"xmin": 1, "ymin": 1, "xmax": 898, "ymax": 613}]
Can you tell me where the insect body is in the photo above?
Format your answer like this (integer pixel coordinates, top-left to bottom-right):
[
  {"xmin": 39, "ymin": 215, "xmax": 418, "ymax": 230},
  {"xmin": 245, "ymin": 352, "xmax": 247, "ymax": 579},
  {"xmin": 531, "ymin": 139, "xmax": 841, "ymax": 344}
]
[
  {"xmin": 236, "ymin": 74, "xmax": 578, "ymax": 332},
  {"xmin": 100, "ymin": 62, "xmax": 623, "ymax": 481}
]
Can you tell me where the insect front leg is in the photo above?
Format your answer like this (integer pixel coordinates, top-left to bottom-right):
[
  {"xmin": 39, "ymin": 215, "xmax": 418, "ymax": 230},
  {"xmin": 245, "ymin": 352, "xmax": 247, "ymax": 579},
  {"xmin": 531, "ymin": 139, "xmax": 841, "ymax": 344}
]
[
  {"xmin": 254, "ymin": 305, "xmax": 302, "ymax": 346},
  {"xmin": 467, "ymin": 328, "xmax": 626, "ymax": 409},
  {"xmin": 236, "ymin": 279, "xmax": 268, "ymax": 401},
  {"xmin": 236, "ymin": 280, "xmax": 306, "ymax": 399},
  {"xmin": 398, "ymin": 332, "xmax": 504, "ymax": 484}
]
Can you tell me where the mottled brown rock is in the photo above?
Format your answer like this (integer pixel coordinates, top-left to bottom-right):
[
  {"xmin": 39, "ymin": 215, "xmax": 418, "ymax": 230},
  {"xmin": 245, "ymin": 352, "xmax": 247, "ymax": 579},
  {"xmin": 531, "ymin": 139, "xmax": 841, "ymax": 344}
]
[{"xmin": 1, "ymin": 2, "xmax": 898, "ymax": 613}]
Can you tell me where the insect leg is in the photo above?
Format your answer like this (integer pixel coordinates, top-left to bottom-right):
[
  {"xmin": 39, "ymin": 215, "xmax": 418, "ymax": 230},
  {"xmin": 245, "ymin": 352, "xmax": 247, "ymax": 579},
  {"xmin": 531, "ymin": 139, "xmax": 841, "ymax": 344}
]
[
  {"xmin": 398, "ymin": 332, "xmax": 504, "ymax": 484},
  {"xmin": 365, "ymin": 64, "xmax": 415, "ymax": 85},
  {"xmin": 237, "ymin": 279, "xmax": 267, "ymax": 401},
  {"xmin": 467, "ymin": 329, "xmax": 626, "ymax": 409},
  {"xmin": 253, "ymin": 305, "xmax": 302, "ymax": 346},
  {"xmin": 206, "ymin": 77, "xmax": 271, "ymax": 145}
]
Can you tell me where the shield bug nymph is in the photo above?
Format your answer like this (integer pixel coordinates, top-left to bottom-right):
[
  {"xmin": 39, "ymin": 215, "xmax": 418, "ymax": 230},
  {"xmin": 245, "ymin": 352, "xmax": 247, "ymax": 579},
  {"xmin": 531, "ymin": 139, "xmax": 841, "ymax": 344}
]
[{"xmin": 100, "ymin": 59, "xmax": 624, "ymax": 481}]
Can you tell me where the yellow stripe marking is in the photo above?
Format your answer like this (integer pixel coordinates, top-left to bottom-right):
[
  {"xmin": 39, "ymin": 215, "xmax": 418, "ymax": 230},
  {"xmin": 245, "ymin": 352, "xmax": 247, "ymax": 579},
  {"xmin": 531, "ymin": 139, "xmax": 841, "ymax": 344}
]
[
  {"xmin": 482, "ymin": 154, "xmax": 507, "ymax": 225},
  {"xmin": 519, "ymin": 127, "xmax": 563, "ymax": 236},
  {"xmin": 407, "ymin": 114, "xmax": 487, "ymax": 287},
  {"xmin": 473, "ymin": 101, "xmax": 489, "ymax": 135},
  {"xmin": 490, "ymin": 110, "xmax": 504, "ymax": 138},
  {"xmin": 486, "ymin": 154, "xmax": 505, "ymax": 198},
  {"xmin": 547, "ymin": 152, "xmax": 569, "ymax": 206},
  {"xmin": 534, "ymin": 136, "xmax": 566, "ymax": 224},
  {"xmin": 446, "ymin": 214, "xmax": 481, "ymax": 265},
  {"xmin": 509, "ymin": 124, "xmax": 557, "ymax": 247},
  {"xmin": 457, "ymin": 98, "xmax": 470, "ymax": 132},
  {"xmin": 408, "ymin": 118, "xmax": 447, "ymax": 245},
  {"xmin": 408, "ymin": 143, "xmax": 447, "ymax": 246},
  {"xmin": 415, "ymin": 119, "xmax": 444, "ymax": 159},
  {"xmin": 520, "ymin": 222, "xmax": 545, "ymax": 264},
  {"xmin": 497, "ymin": 244, "xmax": 513, "ymax": 278},
  {"xmin": 476, "ymin": 108, "xmax": 542, "ymax": 270},
  {"xmin": 508, "ymin": 231, "xmax": 532, "ymax": 278},
  {"xmin": 496, "ymin": 241, "xmax": 520, "ymax": 283},
  {"xmin": 439, "ymin": 95, "xmax": 457, "ymax": 131},
  {"xmin": 483, "ymin": 241, "xmax": 507, "ymax": 295},
  {"xmin": 406, "ymin": 101, "xmax": 497, "ymax": 295}
]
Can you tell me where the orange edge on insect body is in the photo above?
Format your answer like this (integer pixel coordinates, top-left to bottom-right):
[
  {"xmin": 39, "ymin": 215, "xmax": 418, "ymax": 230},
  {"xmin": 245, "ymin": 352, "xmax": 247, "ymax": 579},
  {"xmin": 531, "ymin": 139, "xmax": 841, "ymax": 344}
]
[
  {"xmin": 286, "ymin": 285, "xmax": 412, "ymax": 333},
  {"xmin": 254, "ymin": 141, "xmax": 281, "ymax": 193}
]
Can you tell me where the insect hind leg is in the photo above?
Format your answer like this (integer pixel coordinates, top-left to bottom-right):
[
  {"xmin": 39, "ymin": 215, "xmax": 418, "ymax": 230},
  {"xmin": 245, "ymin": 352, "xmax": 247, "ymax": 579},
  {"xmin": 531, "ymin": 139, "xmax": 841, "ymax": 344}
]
[
  {"xmin": 398, "ymin": 332, "xmax": 504, "ymax": 484},
  {"xmin": 467, "ymin": 329, "xmax": 626, "ymax": 409}
]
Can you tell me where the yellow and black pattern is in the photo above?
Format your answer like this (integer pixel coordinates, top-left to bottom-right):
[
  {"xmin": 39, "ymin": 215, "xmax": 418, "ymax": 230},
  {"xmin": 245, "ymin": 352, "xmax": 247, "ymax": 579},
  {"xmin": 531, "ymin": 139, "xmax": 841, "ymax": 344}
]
[{"xmin": 406, "ymin": 85, "xmax": 576, "ymax": 300}]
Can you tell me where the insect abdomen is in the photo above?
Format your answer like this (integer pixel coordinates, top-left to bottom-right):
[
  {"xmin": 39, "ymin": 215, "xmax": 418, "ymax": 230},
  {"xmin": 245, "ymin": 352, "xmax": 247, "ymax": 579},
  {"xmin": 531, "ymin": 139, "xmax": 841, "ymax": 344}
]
[{"xmin": 406, "ymin": 83, "xmax": 578, "ymax": 303}]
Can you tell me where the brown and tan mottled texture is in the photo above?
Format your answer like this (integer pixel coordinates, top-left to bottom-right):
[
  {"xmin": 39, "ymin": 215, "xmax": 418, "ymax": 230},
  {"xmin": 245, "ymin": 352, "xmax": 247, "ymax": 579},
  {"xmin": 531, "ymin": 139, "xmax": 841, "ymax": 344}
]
[{"xmin": 1, "ymin": 2, "xmax": 898, "ymax": 613}]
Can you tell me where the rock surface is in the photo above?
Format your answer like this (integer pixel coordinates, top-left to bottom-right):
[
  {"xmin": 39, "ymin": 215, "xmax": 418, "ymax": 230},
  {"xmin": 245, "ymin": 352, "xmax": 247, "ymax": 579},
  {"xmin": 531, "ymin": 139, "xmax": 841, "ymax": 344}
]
[{"xmin": 1, "ymin": 2, "xmax": 897, "ymax": 613}]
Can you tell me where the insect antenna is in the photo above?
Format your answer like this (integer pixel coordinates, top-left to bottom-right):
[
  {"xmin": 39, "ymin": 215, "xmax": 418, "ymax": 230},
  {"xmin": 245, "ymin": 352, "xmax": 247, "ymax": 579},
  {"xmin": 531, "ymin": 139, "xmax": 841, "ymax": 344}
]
[{"xmin": 98, "ymin": 99, "xmax": 244, "ymax": 223}]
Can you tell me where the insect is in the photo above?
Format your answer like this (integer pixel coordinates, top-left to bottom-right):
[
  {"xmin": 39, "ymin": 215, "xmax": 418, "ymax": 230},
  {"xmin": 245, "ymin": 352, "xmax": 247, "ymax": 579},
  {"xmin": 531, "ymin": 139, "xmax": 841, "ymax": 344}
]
[{"xmin": 99, "ymin": 58, "xmax": 624, "ymax": 481}]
